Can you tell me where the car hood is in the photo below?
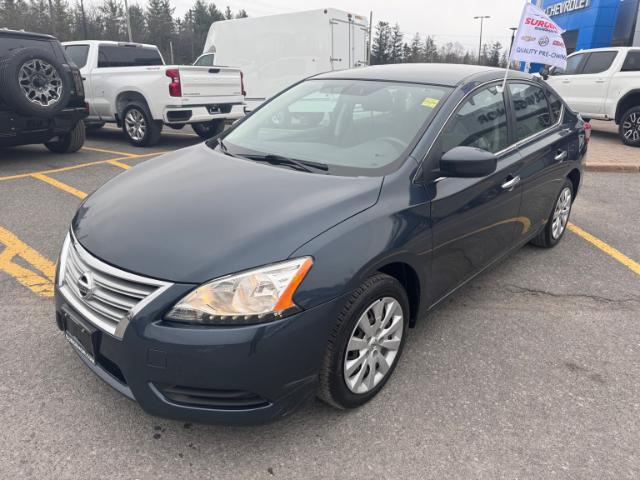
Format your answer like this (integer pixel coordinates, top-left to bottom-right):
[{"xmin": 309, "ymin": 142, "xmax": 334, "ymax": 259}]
[{"xmin": 73, "ymin": 144, "xmax": 383, "ymax": 284}]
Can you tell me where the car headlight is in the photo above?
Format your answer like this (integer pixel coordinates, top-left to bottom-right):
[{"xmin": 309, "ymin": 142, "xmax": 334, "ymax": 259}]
[{"xmin": 165, "ymin": 257, "xmax": 313, "ymax": 325}]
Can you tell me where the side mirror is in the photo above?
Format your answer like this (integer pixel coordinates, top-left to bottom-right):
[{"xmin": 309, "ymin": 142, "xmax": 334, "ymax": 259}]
[
  {"xmin": 540, "ymin": 65, "xmax": 550, "ymax": 80},
  {"xmin": 440, "ymin": 146, "xmax": 497, "ymax": 178}
]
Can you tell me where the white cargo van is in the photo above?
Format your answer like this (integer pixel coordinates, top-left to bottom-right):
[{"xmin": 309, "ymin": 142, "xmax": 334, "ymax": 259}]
[{"xmin": 197, "ymin": 8, "xmax": 369, "ymax": 112}]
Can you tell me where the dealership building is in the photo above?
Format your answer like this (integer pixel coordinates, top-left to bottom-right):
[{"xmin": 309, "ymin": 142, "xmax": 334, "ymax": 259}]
[{"xmin": 541, "ymin": 0, "xmax": 640, "ymax": 52}]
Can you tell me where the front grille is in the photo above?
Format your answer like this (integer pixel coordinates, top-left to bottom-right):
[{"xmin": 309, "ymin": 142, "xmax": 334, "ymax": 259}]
[
  {"xmin": 156, "ymin": 384, "xmax": 271, "ymax": 410},
  {"xmin": 59, "ymin": 234, "xmax": 172, "ymax": 338}
]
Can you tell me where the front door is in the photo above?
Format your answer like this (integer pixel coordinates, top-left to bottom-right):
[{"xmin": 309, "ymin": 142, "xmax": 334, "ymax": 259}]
[{"xmin": 427, "ymin": 84, "xmax": 524, "ymax": 304}]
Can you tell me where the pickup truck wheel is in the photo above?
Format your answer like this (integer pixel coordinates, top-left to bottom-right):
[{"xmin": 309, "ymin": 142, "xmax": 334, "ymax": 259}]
[
  {"xmin": 45, "ymin": 121, "xmax": 86, "ymax": 153},
  {"xmin": 122, "ymin": 104, "xmax": 162, "ymax": 147},
  {"xmin": 619, "ymin": 107, "xmax": 640, "ymax": 147},
  {"xmin": 0, "ymin": 47, "xmax": 71, "ymax": 118},
  {"xmin": 192, "ymin": 120, "xmax": 225, "ymax": 140}
]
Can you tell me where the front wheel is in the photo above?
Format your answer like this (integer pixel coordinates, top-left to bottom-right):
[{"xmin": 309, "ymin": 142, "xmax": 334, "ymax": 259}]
[
  {"xmin": 619, "ymin": 106, "xmax": 640, "ymax": 147},
  {"xmin": 317, "ymin": 273, "xmax": 409, "ymax": 409},
  {"xmin": 122, "ymin": 103, "xmax": 162, "ymax": 147},
  {"xmin": 530, "ymin": 180, "xmax": 573, "ymax": 248},
  {"xmin": 44, "ymin": 121, "xmax": 85, "ymax": 153},
  {"xmin": 192, "ymin": 119, "xmax": 225, "ymax": 140}
]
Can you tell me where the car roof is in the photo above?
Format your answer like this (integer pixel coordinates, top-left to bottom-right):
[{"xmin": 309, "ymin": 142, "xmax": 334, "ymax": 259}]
[
  {"xmin": 569, "ymin": 46, "xmax": 640, "ymax": 55},
  {"xmin": 63, "ymin": 40, "xmax": 158, "ymax": 49},
  {"xmin": 0, "ymin": 28, "xmax": 55, "ymax": 41},
  {"xmin": 315, "ymin": 63, "xmax": 533, "ymax": 87}
]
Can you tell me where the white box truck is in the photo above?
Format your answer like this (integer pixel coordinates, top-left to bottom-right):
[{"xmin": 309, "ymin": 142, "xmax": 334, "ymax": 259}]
[{"xmin": 197, "ymin": 8, "xmax": 369, "ymax": 112}]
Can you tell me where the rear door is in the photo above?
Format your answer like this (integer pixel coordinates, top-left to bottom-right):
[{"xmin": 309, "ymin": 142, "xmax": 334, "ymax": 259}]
[
  {"xmin": 428, "ymin": 83, "xmax": 525, "ymax": 303},
  {"xmin": 330, "ymin": 16, "xmax": 369, "ymax": 70},
  {"xmin": 509, "ymin": 82, "xmax": 571, "ymax": 236},
  {"xmin": 63, "ymin": 44, "xmax": 95, "ymax": 117}
]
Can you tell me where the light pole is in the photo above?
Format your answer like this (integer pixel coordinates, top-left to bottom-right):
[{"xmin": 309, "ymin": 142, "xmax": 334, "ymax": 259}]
[
  {"xmin": 509, "ymin": 27, "xmax": 518, "ymax": 56},
  {"xmin": 123, "ymin": 0, "xmax": 133, "ymax": 42},
  {"xmin": 474, "ymin": 16, "xmax": 490, "ymax": 64}
]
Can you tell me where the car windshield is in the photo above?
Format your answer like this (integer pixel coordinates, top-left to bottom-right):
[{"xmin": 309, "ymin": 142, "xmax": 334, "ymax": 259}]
[{"xmin": 220, "ymin": 79, "xmax": 452, "ymax": 175}]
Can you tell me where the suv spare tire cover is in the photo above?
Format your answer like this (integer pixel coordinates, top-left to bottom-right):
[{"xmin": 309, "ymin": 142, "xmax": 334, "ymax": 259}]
[{"xmin": 0, "ymin": 47, "xmax": 71, "ymax": 118}]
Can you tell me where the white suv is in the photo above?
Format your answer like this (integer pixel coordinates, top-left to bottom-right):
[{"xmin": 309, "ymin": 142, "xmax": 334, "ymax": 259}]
[{"xmin": 546, "ymin": 47, "xmax": 640, "ymax": 146}]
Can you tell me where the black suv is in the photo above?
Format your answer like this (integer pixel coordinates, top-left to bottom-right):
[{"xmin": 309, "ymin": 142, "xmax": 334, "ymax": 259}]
[{"xmin": 0, "ymin": 29, "xmax": 87, "ymax": 153}]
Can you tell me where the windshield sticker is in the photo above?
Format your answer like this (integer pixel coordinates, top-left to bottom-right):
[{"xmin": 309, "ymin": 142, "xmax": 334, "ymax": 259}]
[{"xmin": 421, "ymin": 98, "xmax": 439, "ymax": 108}]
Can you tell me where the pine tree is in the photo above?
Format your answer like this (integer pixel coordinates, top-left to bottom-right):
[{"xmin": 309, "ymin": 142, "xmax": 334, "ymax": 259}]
[
  {"xmin": 389, "ymin": 23, "xmax": 403, "ymax": 64},
  {"xmin": 423, "ymin": 35, "xmax": 438, "ymax": 63},
  {"xmin": 236, "ymin": 9, "xmax": 247, "ymax": 18},
  {"xmin": 146, "ymin": 0, "xmax": 175, "ymax": 59},
  {"xmin": 224, "ymin": 5, "xmax": 232, "ymax": 20},
  {"xmin": 409, "ymin": 33, "xmax": 423, "ymax": 63},
  {"xmin": 371, "ymin": 21, "xmax": 391, "ymax": 65},
  {"xmin": 488, "ymin": 41, "xmax": 502, "ymax": 67}
]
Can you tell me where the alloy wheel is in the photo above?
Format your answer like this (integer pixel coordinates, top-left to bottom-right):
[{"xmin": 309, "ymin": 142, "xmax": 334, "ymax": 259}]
[
  {"xmin": 343, "ymin": 297, "xmax": 404, "ymax": 394},
  {"xmin": 622, "ymin": 112, "xmax": 640, "ymax": 142},
  {"xmin": 551, "ymin": 187, "xmax": 572, "ymax": 240},
  {"xmin": 18, "ymin": 59, "xmax": 63, "ymax": 107},
  {"xmin": 125, "ymin": 109, "xmax": 147, "ymax": 141}
]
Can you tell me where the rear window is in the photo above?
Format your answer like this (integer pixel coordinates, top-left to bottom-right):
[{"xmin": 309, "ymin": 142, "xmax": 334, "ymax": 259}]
[
  {"xmin": 65, "ymin": 44, "xmax": 89, "ymax": 68},
  {"xmin": 622, "ymin": 51, "xmax": 640, "ymax": 72},
  {"xmin": 194, "ymin": 54, "xmax": 215, "ymax": 66},
  {"xmin": 97, "ymin": 45, "xmax": 163, "ymax": 68},
  {"xmin": 581, "ymin": 51, "xmax": 618, "ymax": 74},
  {"xmin": 0, "ymin": 36, "xmax": 55, "ymax": 58}
]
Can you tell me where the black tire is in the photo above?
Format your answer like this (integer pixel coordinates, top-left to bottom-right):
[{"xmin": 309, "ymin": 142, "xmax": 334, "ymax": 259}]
[
  {"xmin": 192, "ymin": 119, "xmax": 225, "ymax": 140},
  {"xmin": 121, "ymin": 103, "xmax": 162, "ymax": 147},
  {"xmin": 530, "ymin": 179, "xmax": 574, "ymax": 248},
  {"xmin": 317, "ymin": 273, "xmax": 409, "ymax": 409},
  {"xmin": 0, "ymin": 47, "xmax": 71, "ymax": 117},
  {"xmin": 44, "ymin": 121, "xmax": 85, "ymax": 153},
  {"xmin": 85, "ymin": 122, "xmax": 105, "ymax": 131},
  {"xmin": 618, "ymin": 106, "xmax": 640, "ymax": 147}
]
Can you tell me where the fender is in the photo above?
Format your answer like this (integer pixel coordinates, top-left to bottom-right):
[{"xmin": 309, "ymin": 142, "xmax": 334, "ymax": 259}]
[{"xmin": 615, "ymin": 89, "xmax": 640, "ymax": 123}]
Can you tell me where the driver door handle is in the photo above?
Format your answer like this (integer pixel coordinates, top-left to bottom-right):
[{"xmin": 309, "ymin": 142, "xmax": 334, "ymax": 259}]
[
  {"xmin": 554, "ymin": 150, "xmax": 568, "ymax": 162},
  {"xmin": 501, "ymin": 175, "xmax": 521, "ymax": 191}
]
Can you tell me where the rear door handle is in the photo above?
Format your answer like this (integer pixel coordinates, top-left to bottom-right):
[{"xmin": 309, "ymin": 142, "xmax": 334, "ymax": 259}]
[
  {"xmin": 501, "ymin": 175, "xmax": 521, "ymax": 191},
  {"xmin": 554, "ymin": 150, "xmax": 568, "ymax": 162}
]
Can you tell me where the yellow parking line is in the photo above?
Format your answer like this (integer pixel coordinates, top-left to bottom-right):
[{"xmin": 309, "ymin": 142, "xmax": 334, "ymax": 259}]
[
  {"xmin": 568, "ymin": 223, "xmax": 640, "ymax": 277},
  {"xmin": 0, "ymin": 227, "xmax": 56, "ymax": 297},
  {"xmin": 31, "ymin": 173, "xmax": 87, "ymax": 199},
  {"xmin": 82, "ymin": 146, "xmax": 140, "ymax": 158},
  {"xmin": 0, "ymin": 152, "xmax": 163, "ymax": 182},
  {"xmin": 108, "ymin": 159, "xmax": 132, "ymax": 170}
]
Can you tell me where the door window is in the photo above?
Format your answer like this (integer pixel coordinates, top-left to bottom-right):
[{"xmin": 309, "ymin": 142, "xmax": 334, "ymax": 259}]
[
  {"xmin": 546, "ymin": 90, "xmax": 564, "ymax": 123},
  {"xmin": 438, "ymin": 85, "xmax": 509, "ymax": 154},
  {"xmin": 64, "ymin": 45, "xmax": 89, "ymax": 68},
  {"xmin": 97, "ymin": 46, "xmax": 163, "ymax": 68},
  {"xmin": 509, "ymin": 83, "xmax": 554, "ymax": 141},
  {"xmin": 556, "ymin": 53, "xmax": 586, "ymax": 75},
  {"xmin": 581, "ymin": 51, "xmax": 618, "ymax": 74},
  {"xmin": 622, "ymin": 51, "xmax": 640, "ymax": 72}
]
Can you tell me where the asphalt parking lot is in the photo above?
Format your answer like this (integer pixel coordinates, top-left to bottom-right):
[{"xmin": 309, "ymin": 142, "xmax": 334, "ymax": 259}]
[{"xmin": 1, "ymin": 125, "xmax": 639, "ymax": 479}]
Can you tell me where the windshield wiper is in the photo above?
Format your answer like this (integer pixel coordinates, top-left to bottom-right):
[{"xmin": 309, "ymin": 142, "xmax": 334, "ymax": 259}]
[{"xmin": 245, "ymin": 154, "xmax": 329, "ymax": 174}]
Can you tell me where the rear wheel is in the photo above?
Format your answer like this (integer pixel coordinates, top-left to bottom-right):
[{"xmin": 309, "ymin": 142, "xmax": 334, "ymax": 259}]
[
  {"xmin": 122, "ymin": 103, "xmax": 162, "ymax": 147},
  {"xmin": 317, "ymin": 273, "xmax": 409, "ymax": 409},
  {"xmin": 530, "ymin": 180, "xmax": 573, "ymax": 248},
  {"xmin": 619, "ymin": 106, "xmax": 640, "ymax": 147},
  {"xmin": 192, "ymin": 119, "xmax": 225, "ymax": 140},
  {"xmin": 44, "ymin": 121, "xmax": 85, "ymax": 153}
]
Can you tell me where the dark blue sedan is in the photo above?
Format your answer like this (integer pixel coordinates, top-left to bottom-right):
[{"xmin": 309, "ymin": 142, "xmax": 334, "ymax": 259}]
[{"xmin": 55, "ymin": 64, "xmax": 588, "ymax": 424}]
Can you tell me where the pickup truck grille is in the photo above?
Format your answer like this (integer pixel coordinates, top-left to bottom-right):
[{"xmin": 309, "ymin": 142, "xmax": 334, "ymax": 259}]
[{"xmin": 59, "ymin": 234, "xmax": 172, "ymax": 338}]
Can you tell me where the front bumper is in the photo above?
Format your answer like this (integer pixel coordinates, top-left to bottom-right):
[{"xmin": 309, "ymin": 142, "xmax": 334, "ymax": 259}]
[{"xmin": 55, "ymin": 286, "xmax": 342, "ymax": 425}]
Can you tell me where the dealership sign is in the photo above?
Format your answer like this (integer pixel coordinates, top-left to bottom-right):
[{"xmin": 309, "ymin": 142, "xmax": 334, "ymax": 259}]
[{"xmin": 544, "ymin": 0, "xmax": 590, "ymax": 17}]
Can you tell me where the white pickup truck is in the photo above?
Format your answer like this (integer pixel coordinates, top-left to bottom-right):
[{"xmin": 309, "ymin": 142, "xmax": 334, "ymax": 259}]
[
  {"xmin": 545, "ymin": 47, "xmax": 640, "ymax": 147},
  {"xmin": 62, "ymin": 40, "xmax": 245, "ymax": 146}
]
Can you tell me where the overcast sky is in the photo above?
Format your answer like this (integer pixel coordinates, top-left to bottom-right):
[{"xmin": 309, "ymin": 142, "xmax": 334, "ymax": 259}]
[{"xmin": 167, "ymin": 0, "xmax": 528, "ymax": 51}]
